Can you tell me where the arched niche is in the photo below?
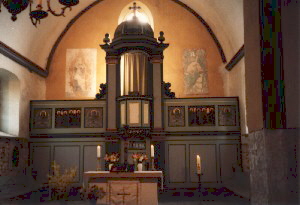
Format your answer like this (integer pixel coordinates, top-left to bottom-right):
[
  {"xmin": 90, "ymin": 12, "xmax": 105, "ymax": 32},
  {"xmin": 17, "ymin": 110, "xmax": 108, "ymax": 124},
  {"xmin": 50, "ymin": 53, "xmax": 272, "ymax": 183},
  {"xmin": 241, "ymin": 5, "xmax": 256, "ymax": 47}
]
[{"xmin": 0, "ymin": 68, "xmax": 20, "ymax": 136}]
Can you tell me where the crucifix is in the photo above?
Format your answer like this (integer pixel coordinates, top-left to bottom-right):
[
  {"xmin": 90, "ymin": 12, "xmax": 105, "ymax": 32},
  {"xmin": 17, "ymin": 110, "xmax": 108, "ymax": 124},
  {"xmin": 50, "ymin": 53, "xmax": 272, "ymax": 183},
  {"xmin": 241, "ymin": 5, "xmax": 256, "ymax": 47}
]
[{"xmin": 129, "ymin": 2, "xmax": 141, "ymax": 17}]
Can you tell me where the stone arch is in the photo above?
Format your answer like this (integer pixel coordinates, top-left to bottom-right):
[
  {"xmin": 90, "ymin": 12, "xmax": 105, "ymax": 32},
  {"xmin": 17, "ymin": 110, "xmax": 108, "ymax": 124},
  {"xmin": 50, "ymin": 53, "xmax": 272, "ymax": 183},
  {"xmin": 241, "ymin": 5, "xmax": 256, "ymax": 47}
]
[{"xmin": 0, "ymin": 68, "xmax": 20, "ymax": 136}]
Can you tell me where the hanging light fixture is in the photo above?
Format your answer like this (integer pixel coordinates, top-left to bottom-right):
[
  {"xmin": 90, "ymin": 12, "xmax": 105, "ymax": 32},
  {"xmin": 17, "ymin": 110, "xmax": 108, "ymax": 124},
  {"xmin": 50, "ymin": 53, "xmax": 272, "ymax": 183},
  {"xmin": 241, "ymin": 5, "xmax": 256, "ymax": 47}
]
[{"xmin": 0, "ymin": 0, "xmax": 79, "ymax": 27}]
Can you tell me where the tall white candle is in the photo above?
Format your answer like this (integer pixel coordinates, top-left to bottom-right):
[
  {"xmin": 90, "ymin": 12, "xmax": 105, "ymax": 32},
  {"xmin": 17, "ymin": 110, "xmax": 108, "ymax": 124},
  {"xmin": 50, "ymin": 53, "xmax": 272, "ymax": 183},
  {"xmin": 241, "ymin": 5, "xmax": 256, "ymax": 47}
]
[
  {"xmin": 151, "ymin": 145, "xmax": 154, "ymax": 158},
  {"xmin": 97, "ymin": 145, "xmax": 101, "ymax": 158},
  {"xmin": 196, "ymin": 155, "xmax": 201, "ymax": 174}
]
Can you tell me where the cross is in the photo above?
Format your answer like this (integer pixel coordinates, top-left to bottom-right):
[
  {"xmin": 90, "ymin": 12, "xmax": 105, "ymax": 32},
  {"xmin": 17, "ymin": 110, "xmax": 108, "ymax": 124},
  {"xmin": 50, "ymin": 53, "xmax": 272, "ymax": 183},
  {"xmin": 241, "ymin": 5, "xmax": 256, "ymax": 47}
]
[{"xmin": 129, "ymin": 2, "xmax": 141, "ymax": 17}]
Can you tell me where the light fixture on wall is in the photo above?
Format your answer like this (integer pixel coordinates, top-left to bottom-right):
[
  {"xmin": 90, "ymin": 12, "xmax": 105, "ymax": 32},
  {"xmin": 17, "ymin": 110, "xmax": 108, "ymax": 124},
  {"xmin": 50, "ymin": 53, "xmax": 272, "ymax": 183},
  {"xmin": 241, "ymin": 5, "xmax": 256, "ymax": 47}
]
[{"xmin": 0, "ymin": 0, "xmax": 79, "ymax": 27}]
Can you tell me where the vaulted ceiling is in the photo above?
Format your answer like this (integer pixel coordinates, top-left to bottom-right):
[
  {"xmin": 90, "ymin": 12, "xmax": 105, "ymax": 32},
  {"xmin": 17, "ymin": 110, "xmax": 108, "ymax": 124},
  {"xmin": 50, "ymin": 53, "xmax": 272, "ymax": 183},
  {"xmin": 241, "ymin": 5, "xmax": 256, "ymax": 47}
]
[{"xmin": 0, "ymin": 0, "xmax": 244, "ymax": 69}]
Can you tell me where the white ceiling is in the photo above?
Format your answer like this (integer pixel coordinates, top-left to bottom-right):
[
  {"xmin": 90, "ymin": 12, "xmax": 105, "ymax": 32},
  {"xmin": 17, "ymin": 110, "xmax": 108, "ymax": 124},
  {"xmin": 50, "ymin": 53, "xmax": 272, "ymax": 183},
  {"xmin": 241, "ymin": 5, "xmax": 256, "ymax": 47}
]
[{"xmin": 0, "ymin": 0, "xmax": 244, "ymax": 68}]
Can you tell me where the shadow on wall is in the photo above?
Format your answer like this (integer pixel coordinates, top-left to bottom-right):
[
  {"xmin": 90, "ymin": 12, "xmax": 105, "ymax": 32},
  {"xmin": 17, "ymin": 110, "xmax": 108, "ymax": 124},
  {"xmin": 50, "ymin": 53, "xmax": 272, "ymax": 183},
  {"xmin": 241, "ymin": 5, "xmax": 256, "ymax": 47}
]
[{"xmin": 0, "ymin": 68, "xmax": 20, "ymax": 136}]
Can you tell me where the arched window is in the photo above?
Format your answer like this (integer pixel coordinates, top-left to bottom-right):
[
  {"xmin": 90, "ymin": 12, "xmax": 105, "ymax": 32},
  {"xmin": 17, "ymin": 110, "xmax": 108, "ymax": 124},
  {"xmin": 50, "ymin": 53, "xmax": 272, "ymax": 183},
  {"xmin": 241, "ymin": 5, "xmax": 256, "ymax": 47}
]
[
  {"xmin": 0, "ymin": 68, "xmax": 20, "ymax": 137},
  {"xmin": 118, "ymin": 1, "xmax": 154, "ymax": 29}
]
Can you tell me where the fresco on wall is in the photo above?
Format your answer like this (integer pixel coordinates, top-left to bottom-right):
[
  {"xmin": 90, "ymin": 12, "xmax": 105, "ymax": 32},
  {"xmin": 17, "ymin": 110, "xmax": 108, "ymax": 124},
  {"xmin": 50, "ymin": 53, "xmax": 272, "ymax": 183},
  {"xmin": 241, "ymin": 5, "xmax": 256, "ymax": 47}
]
[
  {"xmin": 183, "ymin": 49, "xmax": 208, "ymax": 95},
  {"xmin": 84, "ymin": 107, "xmax": 103, "ymax": 128},
  {"xmin": 55, "ymin": 108, "xmax": 81, "ymax": 128},
  {"xmin": 66, "ymin": 49, "xmax": 97, "ymax": 98},
  {"xmin": 188, "ymin": 105, "xmax": 215, "ymax": 126},
  {"xmin": 168, "ymin": 106, "xmax": 185, "ymax": 127},
  {"xmin": 218, "ymin": 105, "xmax": 237, "ymax": 126},
  {"xmin": 32, "ymin": 108, "xmax": 52, "ymax": 129}
]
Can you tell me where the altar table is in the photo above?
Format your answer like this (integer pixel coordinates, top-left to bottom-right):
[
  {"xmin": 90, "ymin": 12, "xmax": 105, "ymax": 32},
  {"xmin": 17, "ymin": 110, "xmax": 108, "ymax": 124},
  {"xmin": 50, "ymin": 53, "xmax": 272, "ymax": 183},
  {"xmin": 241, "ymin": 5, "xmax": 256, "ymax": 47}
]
[{"xmin": 83, "ymin": 171, "xmax": 163, "ymax": 205}]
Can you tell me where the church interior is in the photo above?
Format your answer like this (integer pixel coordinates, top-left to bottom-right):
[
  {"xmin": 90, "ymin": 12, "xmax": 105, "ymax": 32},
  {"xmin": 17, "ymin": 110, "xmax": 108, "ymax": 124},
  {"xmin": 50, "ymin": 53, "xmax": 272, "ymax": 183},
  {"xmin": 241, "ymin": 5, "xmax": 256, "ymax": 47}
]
[{"xmin": 0, "ymin": 0, "xmax": 299, "ymax": 204}]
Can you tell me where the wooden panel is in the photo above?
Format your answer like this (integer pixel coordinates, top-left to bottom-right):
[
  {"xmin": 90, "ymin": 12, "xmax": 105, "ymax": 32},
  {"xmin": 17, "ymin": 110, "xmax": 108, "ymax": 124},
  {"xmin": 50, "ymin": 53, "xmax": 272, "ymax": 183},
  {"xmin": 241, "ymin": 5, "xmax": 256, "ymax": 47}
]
[
  {"xmin": 189, "ymin": 144, "xmax": 217, "ymax": 182},
  {"xmin": 168, "ymin": 144, "xmax": 186, "ymax": 183},
  {"xmin": 31, "ymin": 146, "xmax": 50, "ymax": 182},
  {"xmin": 84, "ymin": 144, "xmax": 105, "ymax": 172},
  {"xmin": 220, "ymin": 144, "xmax": 238, "ymax": 181},
  {"xmin": 54, "ymin": 145, "xmax": 80, "ymax": 182}
]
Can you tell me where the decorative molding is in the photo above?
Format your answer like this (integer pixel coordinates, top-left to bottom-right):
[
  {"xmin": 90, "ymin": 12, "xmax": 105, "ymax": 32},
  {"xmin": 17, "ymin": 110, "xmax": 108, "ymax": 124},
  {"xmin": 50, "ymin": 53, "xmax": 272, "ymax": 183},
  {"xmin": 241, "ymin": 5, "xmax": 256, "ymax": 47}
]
[
  {"xmin": 172, "ymin": 0, "xmax": 227, "ymax": 63},
  {"xmin": 150, "ymin": 55, "xmax": 163, "ymax": 64},
  {"xmin": 0, "ymin": 41, "xmax": 48, "ymax": 77},
  {"xmin": 225, "ymin": 45, "xmax": 245, "ymax": 71},
  {"xmin": 106, "ymin": 56, "xmax": 120, "ymax": 65}
]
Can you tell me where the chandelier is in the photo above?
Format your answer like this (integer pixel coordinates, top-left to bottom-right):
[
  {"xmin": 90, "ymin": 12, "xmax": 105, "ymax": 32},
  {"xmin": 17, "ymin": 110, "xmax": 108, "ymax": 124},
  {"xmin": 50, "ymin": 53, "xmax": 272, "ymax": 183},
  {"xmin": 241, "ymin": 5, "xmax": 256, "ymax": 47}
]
[{"xmin": 0, "ymin": 0, "xmax": 79, "ymax": 27}]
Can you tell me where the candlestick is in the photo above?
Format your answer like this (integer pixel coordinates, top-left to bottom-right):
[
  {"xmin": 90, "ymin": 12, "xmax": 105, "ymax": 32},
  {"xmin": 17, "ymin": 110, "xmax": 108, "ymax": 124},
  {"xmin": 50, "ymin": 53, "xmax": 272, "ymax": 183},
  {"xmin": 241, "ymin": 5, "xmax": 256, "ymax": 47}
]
[
  {"xmin": 97, "ymin": 145, "xmax": 101, "ymax": 158},
  {"xmin": 151, "ymin": 144, "xmax": 154, "ymax": 158},
  {"xmin": 196, "ymin": 154, "xmax": 201, "ymax": 174},
  {"xmin": 96, "ymin": 157, "xmax": 101, "ymax": 171}
]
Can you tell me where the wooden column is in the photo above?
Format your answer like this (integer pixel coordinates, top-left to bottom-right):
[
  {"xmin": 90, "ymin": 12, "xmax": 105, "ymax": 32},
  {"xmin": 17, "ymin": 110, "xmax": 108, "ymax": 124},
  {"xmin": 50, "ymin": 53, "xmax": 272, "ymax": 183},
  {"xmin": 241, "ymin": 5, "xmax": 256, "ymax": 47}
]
[
  {"xmin": 151, "ymin": 55, "xmax": 164, "ymax": 130},
  {"xmin": 106, "ymin": 56, "xmax": 119, "ymax": 131}
]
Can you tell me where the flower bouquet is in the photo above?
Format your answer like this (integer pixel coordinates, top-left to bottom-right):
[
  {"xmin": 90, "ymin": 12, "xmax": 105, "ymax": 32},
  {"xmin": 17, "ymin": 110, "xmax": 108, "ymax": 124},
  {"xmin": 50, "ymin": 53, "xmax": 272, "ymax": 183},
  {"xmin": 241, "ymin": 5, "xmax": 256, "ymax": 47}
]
[
  {"xmin": 104, "ymin": 153, "xmax": 119, "ymax": 170},
  {"xmin": 81, "ymin": 184, "xmax": 106, "ymax": 203},
  {"xmin": 132, "ymin": 153, "xmax": 148, "ymax": 171}
]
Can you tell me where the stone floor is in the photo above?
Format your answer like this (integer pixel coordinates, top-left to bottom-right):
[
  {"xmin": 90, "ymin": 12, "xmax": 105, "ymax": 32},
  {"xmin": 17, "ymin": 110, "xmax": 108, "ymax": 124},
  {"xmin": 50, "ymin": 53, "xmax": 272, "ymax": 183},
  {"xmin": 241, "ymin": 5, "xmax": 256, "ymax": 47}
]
[{"xmin": 0, "ymin": 187, "xmax": 250, "ymax": 205}]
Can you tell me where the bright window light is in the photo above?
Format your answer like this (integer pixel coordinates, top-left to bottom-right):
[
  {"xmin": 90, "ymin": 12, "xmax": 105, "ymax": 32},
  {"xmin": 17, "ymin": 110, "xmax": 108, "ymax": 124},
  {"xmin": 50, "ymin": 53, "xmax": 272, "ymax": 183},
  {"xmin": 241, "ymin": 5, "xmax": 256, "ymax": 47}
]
[{"xmin": 126, "ymin": 11, "xmax": 149, "ymax": 24}]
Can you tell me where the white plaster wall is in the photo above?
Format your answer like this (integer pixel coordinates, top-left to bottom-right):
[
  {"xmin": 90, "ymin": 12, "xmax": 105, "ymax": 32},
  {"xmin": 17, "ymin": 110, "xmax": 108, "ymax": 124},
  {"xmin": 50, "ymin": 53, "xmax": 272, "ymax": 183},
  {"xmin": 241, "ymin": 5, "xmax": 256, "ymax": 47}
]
[
  {"xmin": 220, "ymin": 59, "xmax": 247, "ymax": 135},
  {"xmin": 181, "ymin": 0, "xmax": 244, "ymax": 61},
  {"xmin": 0, "ymin": 54, "xmax": 46, "ymax": 138},
  {"xmin": 0, "ymin": 0, "xmax": 95, "ymax": 67}
]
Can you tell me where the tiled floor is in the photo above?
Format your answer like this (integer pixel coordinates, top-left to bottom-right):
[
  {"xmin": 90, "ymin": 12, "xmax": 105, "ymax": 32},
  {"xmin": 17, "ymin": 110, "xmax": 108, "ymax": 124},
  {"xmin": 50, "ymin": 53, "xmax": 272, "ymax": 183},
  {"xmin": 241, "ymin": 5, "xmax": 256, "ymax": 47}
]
[{"xmin": 0, "ymin": 187, "xmax": 250, "ymax": 205}]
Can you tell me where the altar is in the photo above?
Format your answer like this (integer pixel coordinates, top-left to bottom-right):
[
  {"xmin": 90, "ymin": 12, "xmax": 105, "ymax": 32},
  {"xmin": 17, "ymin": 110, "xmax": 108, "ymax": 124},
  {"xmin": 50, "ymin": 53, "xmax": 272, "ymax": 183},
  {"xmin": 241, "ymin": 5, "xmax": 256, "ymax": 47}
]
[{"xmin": 83, "ymin": 171, "xmax": 163, "ymax": 205}]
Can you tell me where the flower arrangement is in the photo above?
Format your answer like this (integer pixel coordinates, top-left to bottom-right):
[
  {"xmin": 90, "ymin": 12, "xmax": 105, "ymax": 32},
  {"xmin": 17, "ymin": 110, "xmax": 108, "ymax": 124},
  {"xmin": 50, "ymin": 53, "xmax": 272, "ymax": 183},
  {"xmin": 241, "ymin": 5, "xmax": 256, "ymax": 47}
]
[
  {"xmin": 132, "ymin": 153, "xmax": 148, "ymax": 163},
  {"xmin": 104, "ymin": 153, "xmax": 119, "ymax": 163},
  {"xmin": 48, "ymin": 161, "xmax": 77, "ymax": 200},
  {"xmin": 81, "ymin": 184, "xmax": 106, "ymax": 201}
]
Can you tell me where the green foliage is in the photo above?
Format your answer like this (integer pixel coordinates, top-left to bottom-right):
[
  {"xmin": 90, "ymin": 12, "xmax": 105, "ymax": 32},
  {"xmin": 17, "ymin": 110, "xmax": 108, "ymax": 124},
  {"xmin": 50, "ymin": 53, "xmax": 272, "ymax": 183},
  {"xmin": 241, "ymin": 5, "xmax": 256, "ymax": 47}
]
[
  {"xmin": 48, "ymin": 161, "xmax": 77, "ymax": 200},
  {"xmin": 81, "ymin": 184, "xmax": 106, "ymax": 200}
]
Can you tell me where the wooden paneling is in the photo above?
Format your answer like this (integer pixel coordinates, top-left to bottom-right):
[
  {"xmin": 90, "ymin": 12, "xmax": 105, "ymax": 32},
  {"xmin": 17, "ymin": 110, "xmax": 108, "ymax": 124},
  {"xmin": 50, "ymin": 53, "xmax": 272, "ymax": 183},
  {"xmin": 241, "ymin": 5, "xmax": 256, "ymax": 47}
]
[
  {"xmin": 168, "ymin": 144, "xmax": 186, "ymax": 183},
  {"xmin": 189, "ymin": 144, "xmax": 217, "ymax": 183},
  {"xmin": 83, "ymin": 145, "xmax": 105, "ymax": 172},
  {"xmin": 54, "ymin": 145, "xmax": 80, "ymax": 182},
  {"xmin": 31, "ymin": 146, "xmax": 51, "ymax": 182},
  {"xmin": 219, "ymin": 144, "xmax": 238, "ymax": 181}
]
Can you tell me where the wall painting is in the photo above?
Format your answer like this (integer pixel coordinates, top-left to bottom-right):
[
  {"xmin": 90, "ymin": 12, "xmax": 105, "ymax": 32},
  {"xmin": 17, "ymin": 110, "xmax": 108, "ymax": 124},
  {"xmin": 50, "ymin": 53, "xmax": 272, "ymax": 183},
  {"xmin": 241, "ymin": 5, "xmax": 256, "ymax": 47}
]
[
  {"xmin": 84, "ymin": 107, "xmax": 103, "ymax": 128},
  {"xmin": 218, "ymin": 105, "xmax": 237, "ymax": 126},
  {"xmin": 183, "ymin": 49, "xmax": 208, "ymax": 95},
  {"xmin": 188, "ymin": 105, "xmax": 215, "ymax": 126},
  {"xmin": 55, "ymin": 108, "xmax": 81, "ymax": 128},
  {"xmin": 168, "ymin": 106, "xmax": 185, "ymax": 127},
  {"xmin": 32, "ymin": 108, "xmax": 52, "ymax": 129},
  {"xmin": 66, "ymin": 49, "xmax": 97, "ymax": 98}
]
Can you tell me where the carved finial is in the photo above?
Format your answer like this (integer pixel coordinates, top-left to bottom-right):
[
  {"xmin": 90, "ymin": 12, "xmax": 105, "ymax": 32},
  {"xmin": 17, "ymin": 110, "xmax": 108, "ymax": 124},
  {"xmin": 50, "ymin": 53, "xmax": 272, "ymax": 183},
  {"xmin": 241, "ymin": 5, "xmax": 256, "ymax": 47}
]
[
  {"xmin": 129, "ymin": 2, "xmax": 141, "ymax": 17},
  {"xmin": 103, "ymin": 33, "xmax": 110, "ymax": 44},
  {"xmin": 158, "ymin": 31, "xmax": 165, "ymax": 44}
]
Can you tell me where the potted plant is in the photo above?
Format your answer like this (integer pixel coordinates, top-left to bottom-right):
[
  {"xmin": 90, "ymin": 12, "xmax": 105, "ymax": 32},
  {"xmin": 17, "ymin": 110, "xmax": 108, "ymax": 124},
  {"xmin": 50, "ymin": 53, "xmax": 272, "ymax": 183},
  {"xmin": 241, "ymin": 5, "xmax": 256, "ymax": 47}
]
[
  {"xmin": 48, "ymin": 161, "xmax": 77, "ymax": 203},
  {"xmin": 81, "ymin": 184, "xmax": 106, "ymax": 205}
]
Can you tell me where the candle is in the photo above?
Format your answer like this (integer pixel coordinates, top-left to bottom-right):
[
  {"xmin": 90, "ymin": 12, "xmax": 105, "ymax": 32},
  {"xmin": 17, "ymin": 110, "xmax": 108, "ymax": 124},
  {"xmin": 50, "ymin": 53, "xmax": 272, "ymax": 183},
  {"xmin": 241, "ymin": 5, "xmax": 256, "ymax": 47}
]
[
  {"xmin": 97, "ymin": 145, "xmax": 101, "ymax": 158},
  {"xmin": 196, "ymin": 155, "xmax": 201, "ymax": 174},
  {"xmin": 151, "ymin": 144, "xmax": 154, "ymax": 158}
]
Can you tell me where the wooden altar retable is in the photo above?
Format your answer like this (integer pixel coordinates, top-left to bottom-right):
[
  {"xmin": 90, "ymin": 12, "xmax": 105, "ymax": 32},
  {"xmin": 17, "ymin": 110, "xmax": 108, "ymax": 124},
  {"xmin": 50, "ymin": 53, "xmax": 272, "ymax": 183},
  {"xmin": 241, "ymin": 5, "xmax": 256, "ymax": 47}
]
[{"xmin": 83, "ymin": 171, "xmax": 163, "ymax": 205}]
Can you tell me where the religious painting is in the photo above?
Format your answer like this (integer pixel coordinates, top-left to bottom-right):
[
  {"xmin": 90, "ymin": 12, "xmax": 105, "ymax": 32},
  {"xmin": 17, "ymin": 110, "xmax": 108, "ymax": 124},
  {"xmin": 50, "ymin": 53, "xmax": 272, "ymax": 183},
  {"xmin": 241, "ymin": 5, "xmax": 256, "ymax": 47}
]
[
  {"xmin": 188, "ymin": 105, "xmax": 215, "ymax": 126},
  {"xmin": 84, "ymin": 107, "xmax": 103, "ymax": 128},
  {"xmin": 218, "ymin": 105, "xmax": 237, "ymax": 126},
  {"xmin": 55, "ymin": 108, "xmax": 81, "ymax": 128},
  {"xmin": 168, "ymin": 106, "xmax": 185, "ymax": 127},
  {"xmin": 183, "ymin": 49, "xmax": 208, "ymax": 95},
  {"xmin": 32, "ymin": 108, "xmax": 52, "ymax": 129},
  {"xmin": 66, "ymin": 49, "xmax": 97, "ymax": 98}
]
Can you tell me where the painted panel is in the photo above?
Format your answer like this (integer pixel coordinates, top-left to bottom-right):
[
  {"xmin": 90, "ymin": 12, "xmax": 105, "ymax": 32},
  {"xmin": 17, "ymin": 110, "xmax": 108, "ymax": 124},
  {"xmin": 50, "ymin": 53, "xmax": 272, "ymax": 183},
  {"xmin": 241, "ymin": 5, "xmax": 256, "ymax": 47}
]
[
  {"xmin": 84, "ymin": 107, "xmax": 103, "ymax": 128},
  {"xmin": 32, "ymin": 108, "xmax": 52, "ymax": 129},
  {"xmin": 66, "ymin": 49, "xmax": 97, "ymax": 98},
  {"xmin": 31, "ymin": 146, "xmax": 50, "ymax": 182},
  {"xmin": 220, "ymin": 144, "xmax": 238, "ymax": 181},
  {"xmin": 218, "ymin": 105, "xmax": 237, "ymax": 126},
  {"xmin": 54, "ymin": 145, "xmax": 80, "ymax": 182},
  {"xmin": 168, "ymin": 106, "xmax": 185, "ymax": 127},
  {"xmin": 143, "ymin": 102, "xmax": 149, "ymax": 126},
  {"xmin": 168, "ymin": 144, "xmax": 186, "ymax": 183},
  {"xmin": 189, "ymin": 144, "xmax": 217, "ymax": 182},
  {"xmin": 121, "ymin": 102, "xmax": 126, "ymax": 126},
  {"xmin": 188, "ymin": 105, "xmax": 215, "ymax": 126},
  {"xmin": 183, "ymin": 49, "xmax": 208, "ymax": 95},
  {"xmin": 55, "ymin": 108, "xmax": 81, "ymax": 128}
]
